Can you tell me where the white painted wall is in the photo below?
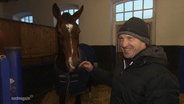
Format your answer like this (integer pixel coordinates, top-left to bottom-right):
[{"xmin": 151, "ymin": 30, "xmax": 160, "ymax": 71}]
[
  {"xmin": 155, "ymin": 0, "xmax": 184, "ymax": 45},
  {"xmin": 0, "ymin": 0, "xmax": 54, "ymax": 26},
  {"xmin": 0, "ymin": 3, "xmax": 4, "ymax": 17},
  {"xmin": 78, "ymin": 0, "xmax": 112, "ymax": 45},
  {"xmin": 1, "ymin": 0, "xmax": 184, "ymax": 45}
]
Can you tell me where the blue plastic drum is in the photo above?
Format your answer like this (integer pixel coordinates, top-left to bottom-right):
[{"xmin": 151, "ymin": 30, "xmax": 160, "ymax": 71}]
[
  {"xmin": 0, "ymin": 55, "xmax": 11, "ymax": 104},
  {"xmin": 5, "ymin": 47, "xmax": 22, "ymax": 104}
]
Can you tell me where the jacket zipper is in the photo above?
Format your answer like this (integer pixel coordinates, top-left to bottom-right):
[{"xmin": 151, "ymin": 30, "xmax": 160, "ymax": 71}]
[{"xmin": 121, "ymin": 60, "xmax": 133, "ymax": 75}]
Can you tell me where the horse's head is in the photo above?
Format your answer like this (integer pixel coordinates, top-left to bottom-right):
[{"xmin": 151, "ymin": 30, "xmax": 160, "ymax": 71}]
[{"xmin": 52, "ymin": 3, "xmax": 83, "ymax": 72}]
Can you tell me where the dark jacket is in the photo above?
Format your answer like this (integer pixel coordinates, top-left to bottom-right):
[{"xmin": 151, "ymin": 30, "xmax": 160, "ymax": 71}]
[{"xmin": 91, "ymin": 46, "xmax": 179, "ymax": 104}]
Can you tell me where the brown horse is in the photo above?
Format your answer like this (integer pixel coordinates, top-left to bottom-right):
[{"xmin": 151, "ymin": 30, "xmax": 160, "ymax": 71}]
[
  {"xmin": 53, "ymin": 3, "xmax": 83, "ymax": 73},
  {"xmin": 52, "ymin": 3, "xmax": 94, "ymax": 104}
]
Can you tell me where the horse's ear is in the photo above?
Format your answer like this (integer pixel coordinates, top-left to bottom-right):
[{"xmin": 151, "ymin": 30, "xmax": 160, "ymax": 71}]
[
  {"xmin": 72, "ymin": 5, "xmax": 84, "ymax": 21},
  {"xmin": 52, "ymin": 3, "xmax": 61, "ymax": 20}
]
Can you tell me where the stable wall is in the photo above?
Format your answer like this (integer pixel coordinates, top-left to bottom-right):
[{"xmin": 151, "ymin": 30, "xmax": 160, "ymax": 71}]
[
  {"xmin": 78, "ymin": 0, "xmax": 112, "ymax": 45},
  {"xmin": 155, "ymin": 0, "xmax": 184, "ymax": 45},
  {"xmin": 1, "ymin": 0, "xmax": 184, "ymax": 45},
  {"xmin": 0, "ymin": 3, "xmax": 4, "ymax": 17},
  {"xmin": 0, "ymin": 0, "xmax": 54, "ymax": 26},
  {"xmin": 0, "ymin": 0, "xmax": 111, "ymax": 45},
  {"xmin": 0, "ymin": 19, "xmax": 57, "ymax": 62}
]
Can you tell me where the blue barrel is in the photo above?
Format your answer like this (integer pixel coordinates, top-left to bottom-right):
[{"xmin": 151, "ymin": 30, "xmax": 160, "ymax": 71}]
[
  {"xmin": 5, "ymin": 47, "xmax": 22, "ymax": 104},
  {"xmin": 0, "ymin": 55, "xmax": 11, "ymax": 104},
  {"xmin": 179, "ymin": 46, "xmax": 184, "ymax": 93}
]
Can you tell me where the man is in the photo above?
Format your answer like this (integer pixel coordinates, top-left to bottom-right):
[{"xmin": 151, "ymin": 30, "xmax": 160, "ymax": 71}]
[{"xmin": 79, "ymin": 17, "xmax": 179, "ymax": 104}]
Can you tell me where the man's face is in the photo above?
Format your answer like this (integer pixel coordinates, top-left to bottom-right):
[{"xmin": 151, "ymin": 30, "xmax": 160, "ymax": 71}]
[{"xmin": 118, "ymin": 34, "xmax": 146, "ymax": 59}]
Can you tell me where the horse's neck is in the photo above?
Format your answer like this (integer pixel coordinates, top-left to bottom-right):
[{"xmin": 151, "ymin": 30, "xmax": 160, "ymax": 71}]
[
  {"xmin": 55, "ymin": 50, "xmax": 68, "ymax": 72},
  {"xmin": 57, "ymin": 42, "xmax": 63, "ymax": 54}
]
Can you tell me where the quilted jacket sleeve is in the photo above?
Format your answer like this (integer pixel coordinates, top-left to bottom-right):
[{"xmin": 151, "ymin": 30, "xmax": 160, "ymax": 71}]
[
  {"xmin": 145, "ymin": 72, "xmax": 180, "ymax": 104},
  {"xmin": 90, "ymin": 67, "xmax": 113, "ymax": 87}
]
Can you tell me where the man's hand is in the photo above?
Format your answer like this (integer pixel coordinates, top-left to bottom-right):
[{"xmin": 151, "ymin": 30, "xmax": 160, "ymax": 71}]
[{"xmin": 79, "ymin": 61, "xmax": 94, "ymax": 72}]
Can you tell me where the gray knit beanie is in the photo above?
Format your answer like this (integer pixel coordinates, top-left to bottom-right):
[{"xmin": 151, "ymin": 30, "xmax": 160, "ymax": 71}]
[{"xmin": 118, "ymin": 17, "xmax": 150, "ymax": 45}]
